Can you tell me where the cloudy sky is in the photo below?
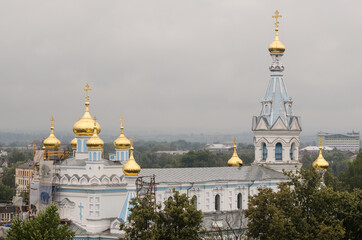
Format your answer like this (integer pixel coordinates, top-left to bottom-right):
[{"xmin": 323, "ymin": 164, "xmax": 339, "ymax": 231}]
[{"xmin": 0, "ymin": 0, "xmax": 361, "ymax": 137}]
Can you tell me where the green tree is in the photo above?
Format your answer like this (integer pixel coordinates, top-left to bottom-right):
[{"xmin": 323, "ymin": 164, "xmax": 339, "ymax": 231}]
[
  {"xmin": 339, "ymin": 149, "xmax": 362, "ymax": 190},
  {"xmin": 6, "ymin": 204, "xmax": 75, "ymax": 240},
  {"xmin": 121, "ymin": 190, "xmax": 204, "ymax": 240},
  {"xmin": 0, "ymin": 183, "xmax": 13, "ymax": 201},
  {"xmin": 245, "ymin": 169, "xmax": 362, "ymax": 240}
]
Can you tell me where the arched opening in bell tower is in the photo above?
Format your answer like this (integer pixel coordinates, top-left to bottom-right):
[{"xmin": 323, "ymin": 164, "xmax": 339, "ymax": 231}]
[{"xmin": 275, "ymin": 143, "xmax": 282, "ymax": 160}]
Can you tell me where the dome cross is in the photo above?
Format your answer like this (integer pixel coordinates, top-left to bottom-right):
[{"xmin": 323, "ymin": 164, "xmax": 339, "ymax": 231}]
[
  {"xmin": 84, "ymin": 84, "xmax": 91, "ymax": 102},
  {"xmin": 272, "ymin": 10, "xmax": 282, "ymax": 29}
]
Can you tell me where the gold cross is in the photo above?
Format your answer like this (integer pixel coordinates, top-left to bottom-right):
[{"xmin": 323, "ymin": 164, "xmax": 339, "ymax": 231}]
[
  {"xmin": 93, "ymin": 116, "xmax": 97, "ymax": 128},
  {"xmin": 233, "ymin": 137, "xmax": 236, "ymax": 145},
  {"xmin": 319, "ymin": 137, "xmax": 322, "ymax": 147},
  {"xmin": 130, "ymin": 137, "xmax": 134, "ymax": 146},
  {"xmin": 50, "ymin": 116, "xmax": 54, "ymax": 127},
  {"xmin": 84, "ymin": 84, "xmax": 91, "ymax": 101},
  {"xmin": 120, "ymin": 117, "xmax": 124, "ymax": 127},
  {"xmin": 272, "ymin": 10, "xmax": 282, "ymax": 29}
]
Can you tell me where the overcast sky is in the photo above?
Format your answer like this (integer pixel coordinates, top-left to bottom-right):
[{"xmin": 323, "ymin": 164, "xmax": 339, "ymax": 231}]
[{"xmin": 0, "ymin": 0, "xmax": 361, "ymax": 137}]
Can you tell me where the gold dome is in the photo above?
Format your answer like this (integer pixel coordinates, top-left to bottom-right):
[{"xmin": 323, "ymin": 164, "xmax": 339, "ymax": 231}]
[
  {"xmin": 228, "ymin": 137, "xmax": 243, "ymax": 167},
  {"xmin": 43, "ymin": 117, "xmax": 61, "ymax": 149},
  {"xmin": 114, "ymin": 117, "xmax": 131, "ymax": 149},
  {"xmin": 268, "ymin": 10, "xmax": 286, "ymax": 54},
  {"xmin": 312, "ymin": 138, "xmax": 329, "ymax": 171},
  {"xmin": 123, "ymin": 138, "xmax": 141, "ymax": 176},
  {"xmin": 86, "ymin": 118, "xmax": 104, "ymax": 149},
  {"xmin": 73, "ymin": 84, "xmax": 101, "ymax": 136},
  {"xmin": 71, "ymin": 137, "xmax": 77, "ymax": 149}
]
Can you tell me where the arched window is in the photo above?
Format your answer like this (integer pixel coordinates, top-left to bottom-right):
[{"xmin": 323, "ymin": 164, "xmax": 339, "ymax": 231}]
[
  {"xmin": 215, "ymin": 194, "xmax": 220, "ymax": 211},
  {"xmin": 193, "ymin": 196, "xmax": 197, "ymax": 209},
  {"xmin": 93, "ymin": 152, "xmax": 97, "ymax": 161},
  {"xmin": 275, "ymin": 143, "xmax": 282, "ymax": 160},
  {"xmin": 290, "ymin": 143, "xmax": 295, "ymax": 160},
  {"xmin": 262, "ymin": 143, "xmax": 268, "ymax": 160},
  {"xmin": 237, "ymin": 193, "xmax": 242, "ymax": 209}
]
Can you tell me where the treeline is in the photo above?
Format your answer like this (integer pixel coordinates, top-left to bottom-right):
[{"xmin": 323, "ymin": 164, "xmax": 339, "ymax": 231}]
[
  {"xmin": 104, "ymin": 140, "xmax": 255, "ymax": 168},
  {"xmin": 0, "ymin": 148, "xmax": 33, "ymax": 201}
]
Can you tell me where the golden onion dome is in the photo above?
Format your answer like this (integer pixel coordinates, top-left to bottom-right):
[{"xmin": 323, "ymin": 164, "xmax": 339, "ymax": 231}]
[
  {"xmin": 123, "ymin": 138, "xmax": 141, "ymax": 176},
  {"xmin": 86, "ymin": 118, "xmax": 104, "ymax": 149},
  {"xmin": 268, "ymin": 10, "xmax": 286, "ymax": 54},
  {"xmin": 43, "ymin": 117, "xmax": 61, "ymax": 149},
  {"xmin": 228, "ymin": 137, "xmax": 243, "ymax": 167},
  {"xmin": 114, "ymin": 117, "xmax": 131, "ymax": 149},
  {"xmin": 312, "ymin": 138, "xmax": 329, "ymax": 171},
  {"xmin": 71, "ymin": 137, "xmax": 77, "ymax": 149},
  {"xmin": 73, "ymin": 84, "xmax": 101, "ymax": 136}
]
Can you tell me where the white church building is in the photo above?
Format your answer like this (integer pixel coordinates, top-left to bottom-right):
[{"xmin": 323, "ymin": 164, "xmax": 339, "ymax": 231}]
[{"xmin": 30, "ymin": 11, "xmax": 302, "ymax": 239}]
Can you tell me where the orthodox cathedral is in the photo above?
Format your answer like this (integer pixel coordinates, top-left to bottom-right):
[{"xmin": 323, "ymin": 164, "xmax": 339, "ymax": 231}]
[{"xmin": 30, "ymin": 11, "xmax": 327, "ymax": 239}]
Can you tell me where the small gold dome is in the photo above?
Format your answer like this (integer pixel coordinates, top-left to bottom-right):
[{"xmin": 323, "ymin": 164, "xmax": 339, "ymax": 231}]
[
  {"xmin": 86, "ymin": 118, "xmax": 104, "ymax": 149},
  {"xmin": 228, "ymin": 137, "xmax": 243, "ymax": 167},
  {"xmin": 123, "ymin": 138, "xmax": 141, "ymax": 176},
  {"xmin": 312, "ymin": 138, "xmax": 329, "ymax": 171},
  {"xmin": 43, "ymin": 117, "xmax": 61, "ymax": 149},
  {"xmin": 114, "ymin": 117, "xmax": 131, "ymax": 149},
  {"xmin": 268, "ymin": 33, "xmax": 285, "ymax": 54},
  {"xmin": 71, "ymin": 138, "xmax": 77, "ymax": 149},
  {"xmin": 73, "ymin": 84, "xmax": 101, "ymax": 136},
  {"xmin": 268, "ymin": 10, "xmax": 285, "ymax": 54}
]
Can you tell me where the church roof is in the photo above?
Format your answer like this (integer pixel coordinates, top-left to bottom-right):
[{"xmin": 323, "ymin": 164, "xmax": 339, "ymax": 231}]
[
  {"xmin": 58, "ymin": 157, "xmax": 122, "ymax": 166},
  {"xmin": 140, "ymin": 165, "xmax": 287, "ymax": 184}
]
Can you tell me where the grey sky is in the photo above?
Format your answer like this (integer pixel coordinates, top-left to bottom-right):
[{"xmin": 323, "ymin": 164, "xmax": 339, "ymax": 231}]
[{"xmin": 0, "ymin": 0, "xmax": 361, "ymax": 137}]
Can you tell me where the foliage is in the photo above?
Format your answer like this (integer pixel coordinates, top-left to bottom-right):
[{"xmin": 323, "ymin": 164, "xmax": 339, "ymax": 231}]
[
  {"xmin": 245, "ymin": 168, "xmax": 362, "ymax": 240},
  {"xmin": 7, "ymin": 148, "xmax": 32, "ymax": 166},
  {"xmin": 121, "ymin": 190, "xmax": 204, "ymax": 240},
  {"xmin": 6, "ymin": 204, "xmax": 75, "ymax": 240},
  {"xmin": 0, "ymin": 182, "xmax": 13, "ymax": 201},
  {"xmin": 339, "ymin": 149, "xmax": 362, "ymax": 190}
]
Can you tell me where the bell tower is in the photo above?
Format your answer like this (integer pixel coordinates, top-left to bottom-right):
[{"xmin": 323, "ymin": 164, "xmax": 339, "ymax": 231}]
[{"xmin": 252, "ymin": 11, "xmax": 302, "ymax": 172}]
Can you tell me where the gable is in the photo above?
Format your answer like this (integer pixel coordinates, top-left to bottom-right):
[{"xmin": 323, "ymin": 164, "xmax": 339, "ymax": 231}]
[
  {"xmin": 255, "ymin": 117, "xmax": 269, "ymax": 130},
  {"xmin": 271, "ymin": 117, "xmax": 287, "ymax": 130},
  {"xmin": 290, "ymin": 117, "xmax": 301, "ymax": 131}
]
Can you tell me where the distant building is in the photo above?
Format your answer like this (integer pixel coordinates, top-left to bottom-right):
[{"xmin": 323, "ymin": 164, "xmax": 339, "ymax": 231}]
[
  {"xmin": 0, "ymin": 203, "xmax": 15, "ymax": 225},
  {"xmin": 155, "ymin": 150, "xmax": 188, "ymax": 156},
  {"xmin": 300, "ymin": 146, "xmax": 333, "ymax": 152},
  {"xmin": 15, "ymin": 161, "xmax": 34, "ymax": 196},
  {"xmin": 318, "ymin": 131, "xmax": 360, "ymax": 152},
  {"xmin": 206, "ymin": 143, "xmax": 233, "ymax": 153}
]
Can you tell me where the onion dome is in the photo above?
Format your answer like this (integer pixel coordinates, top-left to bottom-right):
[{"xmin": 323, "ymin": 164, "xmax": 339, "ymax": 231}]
[
  {"xmin": 114, "ymin": 117, "xmax": 131, "ymax": 149},
  {"xmin": 86, "ymin": 117, "xmax": 104, "ymax": 149},
  {"xmin": 228, "ymin": 137, "xmax": 243, "ymax": 167},
  {"xmin": 268, "ymin": 10, "xmax": 285, "ymax": 54},
  {"xmin": 312, "ymin": 138, "xmax": 329, "ymax": 171},
  {"xmin": 71, "ymin": 137, "xmax": 77, "ymax": 149},
  {"xmin": 73, "ymin": 84, "xmax": 101, "ymax": 136},
  {"xmin": 123, "ymin": 137, "xmax": 141, "ymax": 176},
  {"xmin": 43, "ymin": 117, "xmax": 61, "ymax": 149}
]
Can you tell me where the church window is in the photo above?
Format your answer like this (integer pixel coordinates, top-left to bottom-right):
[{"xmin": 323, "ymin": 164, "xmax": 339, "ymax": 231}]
[
  {"xmin": 95, "ymin": 197, "xmax": 100, "ymax": 217},
  {"xmin": 290, "ymin": 143, "xmax": 295, "ymax": 160},
  {"xmin": 89, "ymin": 152, "xmax": 92, "ymax": 160},
  {"xmin": 262, "ymin": 143, "xmax": 268, "ymax": 160},
  {"xmin": 77, "ymin": 139, "xmax": 82, "ymax": 152},
  {"xmin": 117, "ymin": 152, "xmax": 119, "ymax": 160},
  {"xmin": 121, "ymin": 152, "xmax": 124, "ymax": 160},
  {"xmin": 215, "ymin": 194, "xmax": 220, "ymax": 211},
  {"xmin": 275, "ymin": 143, "xmax": 282, "ymax": 160},
  {"xmin": 98, "ymin": 152, "xmax": 101, "ymax": 160},
  {"xmin": 89, "ymin": 197, "xmax": 94, "ymax": 216},
  {"xmin": 264, "ymin": 104, "xmax": 269, "ymax": 115},
  {"xmin": 237, "ymin": 193, "xmax": 242, "ymax": 209},
  {"xmin": 93, "ymin": 152, "xmax": 97, "ymax": 161}
]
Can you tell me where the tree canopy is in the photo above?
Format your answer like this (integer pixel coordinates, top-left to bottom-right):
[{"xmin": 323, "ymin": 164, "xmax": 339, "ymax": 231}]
[
  {"xmin": 245, "ymin": 169, "xmax": 362, "ymax": 240},
  {"xmin": 339, "ymin": 148, "xmax": 362, "ymax": 190},
  {"xmin": 6, "ymin": 204, "xmax": 75, "ymax": 240},
  {"xmin": 121, "ymin": 190, "xmax": 204, "ymax": 240}
]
